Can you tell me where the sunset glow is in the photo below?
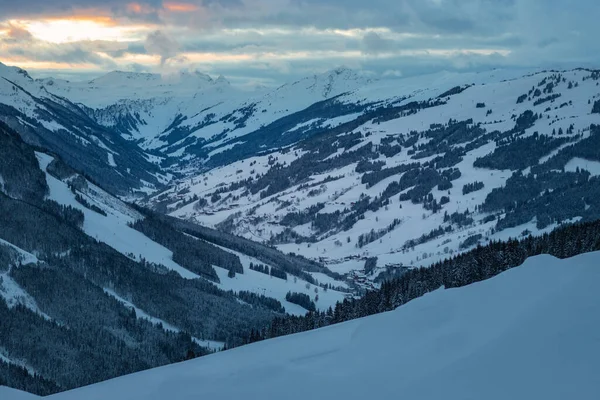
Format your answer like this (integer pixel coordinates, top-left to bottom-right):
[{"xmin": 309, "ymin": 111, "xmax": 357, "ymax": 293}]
[
  {"xmin": 14, "ymin": 18, "xmax": 149, "ymax": 43},
  {"xmin": 0, "ymin": 0, "xmax": 596, "ymax": 85},
  {"xmin": 163, "ymin": 2, "xmax": 200, "ymax": 13}
]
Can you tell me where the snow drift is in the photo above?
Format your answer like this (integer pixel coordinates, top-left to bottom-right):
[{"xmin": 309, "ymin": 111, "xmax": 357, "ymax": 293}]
[{"xmin": 3, "ymin": 250, "xmax": 598, "ymax": 400}]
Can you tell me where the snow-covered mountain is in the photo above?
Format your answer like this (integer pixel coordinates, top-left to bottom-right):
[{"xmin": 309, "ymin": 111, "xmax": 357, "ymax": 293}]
[
  {"xmin": 2, "ymin": 60, "xmax": 600, "ymax": 397},
  {"xmin": 0, "ymin": 63, "xmax": 169, "ymax": 196},
  {"xmin": 4, "ymin": 250, "xmax": 599, "ymax": 400},
  {"xmin": 144, "ymin": 68, "xmax": 600, "ymax": 286},
  {"xmin": 0, "ymin": 121, "xmax": 347, "ymax": 394},
  {"xmin": 33, "ymin": 66, "xmax": 369, "ymax": 157},
  {"xmin": 3, "ymin": 62, "xmax": 600, "ymax": 289}
]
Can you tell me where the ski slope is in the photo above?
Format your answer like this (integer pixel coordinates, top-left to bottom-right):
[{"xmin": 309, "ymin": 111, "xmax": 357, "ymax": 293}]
[
  {"xmin": 211, "ymin": 248, "xmax": 346, "ymax": 315},
  {"xmin": 6, "ymin": 250, "xmax": 598, "ymax": 400},
  {"xmin": 35, "ymin": 152, "xmax": 200, "ymax": 280}
]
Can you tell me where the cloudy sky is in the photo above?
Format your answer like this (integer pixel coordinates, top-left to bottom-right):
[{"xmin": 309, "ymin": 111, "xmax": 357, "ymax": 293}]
[{"xmin": 0, "ymin": 0, "xmax": 598, "ymax": 86}]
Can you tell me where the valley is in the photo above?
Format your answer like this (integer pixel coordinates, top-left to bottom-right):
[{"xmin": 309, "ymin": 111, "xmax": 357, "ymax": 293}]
[{"xmin": 1, "ymin": 61, "xmax": 600, "ymax": 396}]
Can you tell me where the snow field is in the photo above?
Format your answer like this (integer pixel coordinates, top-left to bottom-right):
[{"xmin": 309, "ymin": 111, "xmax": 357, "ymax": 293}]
[{"xmin": 18, "ymin": 250, "xmax": 600, "ymax": 400}]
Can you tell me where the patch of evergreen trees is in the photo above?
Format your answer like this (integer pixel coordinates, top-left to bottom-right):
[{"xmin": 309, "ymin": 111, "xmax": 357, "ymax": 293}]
[
  {"xmin": 357, "ymin": 219, "xmax": 401, "ymax": 248},
  {"xmin": 459, "ymin": 234, "xmax": 483, "ymax": 249},
  {"xmin": 237, "ymin": 291, "xmax": 285, "ymax": 313},
  {"xmin": 246, "ymin": 218, "xmax": 600, "ymax": 344},
  {"xmin": 165, "ymin": 213, "xmax": 328, "ymax": 283},
  {"xmin": 74, "ymin": 193, "xmax": 107, "ymax": 216},
  {"xmin": 270, "ymin": 268, "xmax": 288, "ymax": 281},
  {"xmin": 474, "ymin": 133, "xmax": 574, "ymax": 171},
  {"xmin": 462, "ymin": 181, "xmax": 484, "ymax": 195},
  {"xmin": 249, "ymin": 262, "xmax": 270, "ymax": 275},
  {"xmin": 285, "ymin": 292, "xmax": 316, "ymax": 312},
  {"xmin": 131, "ymin": 212, "xmax": 245, "ymax": 281}
]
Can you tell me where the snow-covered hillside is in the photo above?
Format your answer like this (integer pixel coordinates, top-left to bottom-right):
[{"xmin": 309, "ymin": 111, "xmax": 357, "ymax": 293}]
[
  {"xmin": 5, "ymin": 250, "xmax": 597, "ymax": 400},
  {"xmin": 32, "ymin": 66, "xmax": 371, "ymax": 158},
  {"xmin": 0, "ymin": 120, "xmax": 350, "ymax": 394},
  {"xmin": 0, "ymin": 387, "xmax": 38, "ymax": 400},
  {"xmin": 2, "ymin": 64, "xmax": 600, "ymax": 397},
  {"xmin": 0, "ymin": 63, "xmax": 167, "ymax": 196},
  {"xmin": 32, "ymin": 150, "xmax": 345, "ymax": 316},
  {"xmin": 150, "ymin": 68, "xmax": 600, "ymax": 285},
  {"xmin": 3, "ymin": 61, "xmax": 600, "ymax": 290}
]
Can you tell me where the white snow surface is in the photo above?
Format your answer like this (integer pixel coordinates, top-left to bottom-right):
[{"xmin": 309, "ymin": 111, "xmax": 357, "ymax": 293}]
[
  {"xmin": 0, "ymin": 273, "xmax": 46, "ymax": 316},
  {"xmin": 10, "ymin": 250, "xmax": 597, "ymax": 400},
  {"xmin": 107, "ymin": 153, "xmax": 117, "ymax": 167},
  {"xmin": 565, "ymin": 157, "xmax": 600, "ymax": 176},
  {"xmin": 35, "ymin": 152, "xmax": 200, "ymax": 280},
  {"xmin": 159, "ymin": 67, "xmax": 600, "ymax": 284},
  {"xmin": 212, "ymin": 249, "xmax": 345, "ymax": 315},
  {"xmin": 0, "ymin": 387, "xmax": 39, "ymax": 400}
]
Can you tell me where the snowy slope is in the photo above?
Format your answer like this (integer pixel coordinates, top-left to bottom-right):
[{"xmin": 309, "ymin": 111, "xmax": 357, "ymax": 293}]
[
  {"xmin": 211, "ymin": 248, "xmax": 345, "ymax": 315},
  {"xmin": 156, "ymin": 68, "xmax": 600, "ymax": 284},
  {"xmin": 1, "ymin": 117, "xmax": 351, "ymax": 394},
  {"xmin": 32, "ymin": 150, "xmax": 347, "ymax": 313},
  {"xmin": 10, "ymin": 250, "xmax": 597, "ymax": 400},
  {"xmin": 5, "ymin": 61, "xmax": 600, "ymax": 291},
  {"xmin": 0, "ymin": 239, "xmax": 49, "ymax": 318},
  {"xmin": 0, "ymin": 62, "xmax": 167, "ymax": 196},
  {"xmin": 0, "ymin": 387, "xmax": 38, "ymax": 400},
  {"xmin": 37, "ymin": 66, "xmax": 374, "ymax": 157},
  {"xmin": 35, "ymin": 152, "xmax": 201, "ymax": 280}
]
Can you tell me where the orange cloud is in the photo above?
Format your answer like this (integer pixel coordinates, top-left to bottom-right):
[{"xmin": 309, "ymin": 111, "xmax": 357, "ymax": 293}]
[
  {"xmin": 128, "ymin": 3, "xmax": 144, "ymax": 13},
  {"xmin": 11, "ymin": 17, "xmax": 150, "ymax": 44},
  {"xmin": 42, "ymin": 15, "xmax": 118, "ymax": 26},
  {"xmin": 127, "ymin": 3, "xmax": 156, "ymax": 14},
  {"xmin": 163, "ymin": 2, "xmax": 199, "ymax": 12}
]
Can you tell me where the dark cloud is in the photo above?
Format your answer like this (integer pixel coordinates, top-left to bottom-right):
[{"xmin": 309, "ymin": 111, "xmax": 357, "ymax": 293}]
[
  {"xmin": 144, "ymin": 30, "xmax": 180, "ymax": 66},
  {"xmin": 5, "ymin": 24, "xmax": 34, "ymax": 42},
  {"xmin": 0, "ymin": 0, "xmax": 162, "ymax": 18},
  {"xmin": 0, "ymin": 32, "xmax": 118, "ymax": 69},
  {"xmin": 361, "ymin": 32, "xmax": 394, "ymax": 55},
  {"xmin": 1, "ymin": 0, "xmax": 598, "ymax": 85}
]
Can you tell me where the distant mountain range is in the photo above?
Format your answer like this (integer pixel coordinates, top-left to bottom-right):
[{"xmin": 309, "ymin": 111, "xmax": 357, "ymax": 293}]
[
  {"xmin": 2, "ymin": 61, "xmax": 600, "ymax": 282},
  {"xmin": 1, "ymin": 61, "xmax": 600, "ymax": 395}
]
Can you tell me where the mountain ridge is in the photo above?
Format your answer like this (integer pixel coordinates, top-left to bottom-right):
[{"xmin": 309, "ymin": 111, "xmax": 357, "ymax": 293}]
[
  {"xmin": 0, "ymin": 119, "xmax": 347, "ymax": 395},
  {"xmin": 3, "ymin": 61, "xmax": 600, "ymax": 286},
  {"xmin": 1, "ymin": 60, "xmax": 600, "ymax": 396}
]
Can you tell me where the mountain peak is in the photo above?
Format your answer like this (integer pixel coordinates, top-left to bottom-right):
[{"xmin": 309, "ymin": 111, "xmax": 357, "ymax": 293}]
[
  {"xmin": 0, "ymin": 62, "xmax": 33, "ymax": 81},
  {"xmin": 178, "ymin": 70, "xmax": 213, "ymax": 82},
  {"xmin": 215, "ymin": 75, "xmax": 230, "ymax": 85},
  {"xmin": 330, "ymin": 66, "xmax": 354, "ymax": 75},
  {"xmin": 89, "ymin": 71, "xmax": 161, "ymax": 86}
]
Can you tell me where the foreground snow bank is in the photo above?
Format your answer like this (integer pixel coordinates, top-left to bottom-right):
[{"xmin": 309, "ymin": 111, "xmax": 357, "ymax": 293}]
[
  {"xmin": 0, "ymin": 387, "xmax": 39, "ymax": 400},
  {"xmin": 6, "ymin": 251, "xmax": 600, "ymax": 400}
]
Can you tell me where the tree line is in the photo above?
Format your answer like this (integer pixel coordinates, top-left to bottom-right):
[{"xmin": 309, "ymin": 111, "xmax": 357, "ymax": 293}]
[{"xmin": 243, "ymin": 218, "xmax": 600, "ymax": 344}]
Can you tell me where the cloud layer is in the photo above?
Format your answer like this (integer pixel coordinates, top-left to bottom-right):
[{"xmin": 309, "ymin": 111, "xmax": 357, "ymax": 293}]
[{"xmin": 0, "ymin": 0, "xmax": 598, "ymax": 85}]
